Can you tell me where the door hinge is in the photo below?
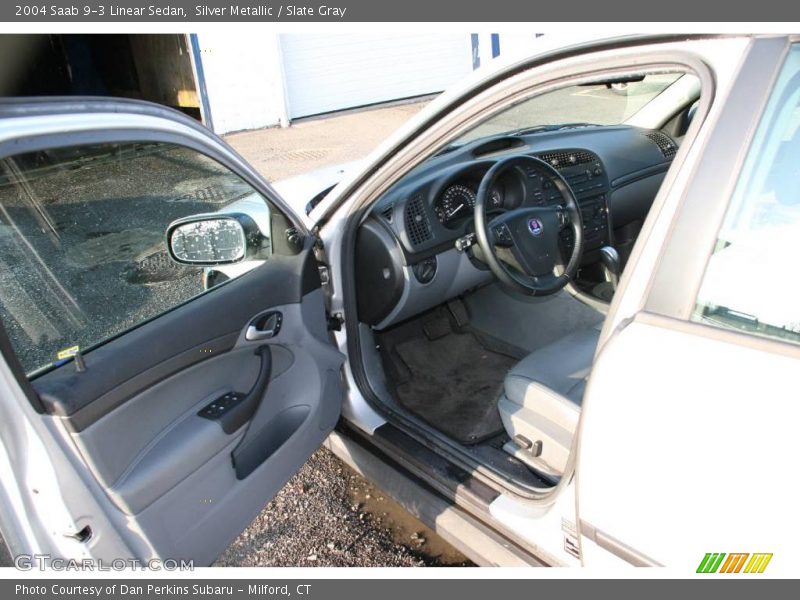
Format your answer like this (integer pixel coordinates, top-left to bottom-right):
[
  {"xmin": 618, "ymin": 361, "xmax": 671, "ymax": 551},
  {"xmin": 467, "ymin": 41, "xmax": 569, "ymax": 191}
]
[{"xmin": 327, "ymin": 312, "xmax": 344, "ymax": 331}]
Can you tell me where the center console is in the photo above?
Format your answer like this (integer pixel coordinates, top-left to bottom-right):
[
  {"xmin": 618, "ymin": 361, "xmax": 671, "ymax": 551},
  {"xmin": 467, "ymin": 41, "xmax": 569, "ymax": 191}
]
[{"xmin": 528, "ymin": 149, "xmax": 611, "ymax": 259}]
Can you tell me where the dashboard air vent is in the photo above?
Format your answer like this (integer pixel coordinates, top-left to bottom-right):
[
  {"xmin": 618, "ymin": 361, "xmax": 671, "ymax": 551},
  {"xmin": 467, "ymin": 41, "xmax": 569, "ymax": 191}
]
[
  {"xmin": 646, "ymin": 131, "xmax": 677, "ymax": 159},
  {"xmin": 535, "ymin": 150, "xmax": 597, "ymax": 169},
  {"xmin": 404, "ymin": 194, "xmax": 431, "ymax": 246}
]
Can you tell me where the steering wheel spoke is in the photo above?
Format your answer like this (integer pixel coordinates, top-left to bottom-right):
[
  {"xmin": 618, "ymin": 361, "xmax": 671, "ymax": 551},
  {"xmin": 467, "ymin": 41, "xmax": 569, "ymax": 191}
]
[
  {"xmin": 488, "ymin": 217, "xmax": 515, "ymax": 247},
  {"xmin": 556, "ymin": 205, "xmax": 572, "ymax": 227}
]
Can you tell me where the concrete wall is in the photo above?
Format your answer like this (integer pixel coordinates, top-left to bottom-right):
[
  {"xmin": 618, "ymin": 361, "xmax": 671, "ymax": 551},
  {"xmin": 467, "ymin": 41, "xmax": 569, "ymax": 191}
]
[
  {"xmin": 495, "ymin": 34, "xmax": 544, "ymax": 62},
  {"xmin": 279, "ymin": 33, "xmax": 473, "ymax": 119},
  {"xmin": 196, "ymin": 32, "xmax": 543, "ymax": 135},
  {"xmin": 195, "ymin": 32, "xmax": 289, "ymax": 134}
]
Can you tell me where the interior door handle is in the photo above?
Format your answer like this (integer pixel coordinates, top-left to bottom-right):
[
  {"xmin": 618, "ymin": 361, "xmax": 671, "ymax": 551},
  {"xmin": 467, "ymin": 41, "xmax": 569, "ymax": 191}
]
[{"xmin": 245, "ymin": 311, "xmax": 283, "ymax": 341}]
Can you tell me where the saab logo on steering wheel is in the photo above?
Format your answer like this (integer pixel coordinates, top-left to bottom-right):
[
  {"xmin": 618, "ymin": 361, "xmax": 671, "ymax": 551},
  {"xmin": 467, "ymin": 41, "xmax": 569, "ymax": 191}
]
[{"xmin": 527, "ymin": 218, "xmax": 544, "ymax": 237}]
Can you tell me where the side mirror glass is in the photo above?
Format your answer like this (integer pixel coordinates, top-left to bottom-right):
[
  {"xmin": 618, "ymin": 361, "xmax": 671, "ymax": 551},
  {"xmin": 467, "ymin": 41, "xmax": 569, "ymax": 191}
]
[{"xmin": 166, "ymin": 214, "xmax": 267, "ymax": 265}]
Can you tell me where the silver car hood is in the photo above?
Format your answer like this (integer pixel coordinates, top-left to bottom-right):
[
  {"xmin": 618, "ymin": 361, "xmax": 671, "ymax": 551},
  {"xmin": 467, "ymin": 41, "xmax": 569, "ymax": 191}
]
[{"xmin": 271, "ymin": 160, "xmax": 365, "ymax": 227}]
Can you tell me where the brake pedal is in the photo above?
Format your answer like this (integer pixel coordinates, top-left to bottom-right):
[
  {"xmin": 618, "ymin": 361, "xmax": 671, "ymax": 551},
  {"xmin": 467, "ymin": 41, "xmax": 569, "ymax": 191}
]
[{"xmin": 446, "ymin": 299, "xmax": 470, "ymax": 329}]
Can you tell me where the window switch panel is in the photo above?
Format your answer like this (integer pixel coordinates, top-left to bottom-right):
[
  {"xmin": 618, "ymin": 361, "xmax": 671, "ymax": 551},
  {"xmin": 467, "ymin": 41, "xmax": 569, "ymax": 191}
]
[{"xmin": 198, "ymin": 392, "xmax": 247, "ymax": 420}]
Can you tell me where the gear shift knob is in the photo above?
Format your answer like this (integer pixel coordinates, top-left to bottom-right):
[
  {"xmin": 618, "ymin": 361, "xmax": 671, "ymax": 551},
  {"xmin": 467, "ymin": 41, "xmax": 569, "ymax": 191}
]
[{"xmin": 599, "ymin": 246, "xmax": 620, "ymax": 289}]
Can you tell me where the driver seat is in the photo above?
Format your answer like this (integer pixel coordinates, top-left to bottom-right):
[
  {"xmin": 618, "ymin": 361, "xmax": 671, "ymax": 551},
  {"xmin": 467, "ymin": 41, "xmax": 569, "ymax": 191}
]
[{"xmin": 498, "ymin": 325, "xmax": 601, "ymax": 479}]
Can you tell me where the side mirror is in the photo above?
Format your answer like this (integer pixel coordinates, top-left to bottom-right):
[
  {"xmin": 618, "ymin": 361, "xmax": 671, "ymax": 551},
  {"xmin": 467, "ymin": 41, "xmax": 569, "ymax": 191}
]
[{"xmin": 166, "ymin": 213, "xmax": 268, "ymax": 266}]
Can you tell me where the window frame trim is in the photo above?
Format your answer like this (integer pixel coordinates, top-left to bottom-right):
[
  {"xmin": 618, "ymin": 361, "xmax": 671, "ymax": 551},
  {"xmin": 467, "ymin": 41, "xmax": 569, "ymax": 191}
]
[{"xmin": 643, "ymin": 36, "xmax": 793, "ymax": 325}]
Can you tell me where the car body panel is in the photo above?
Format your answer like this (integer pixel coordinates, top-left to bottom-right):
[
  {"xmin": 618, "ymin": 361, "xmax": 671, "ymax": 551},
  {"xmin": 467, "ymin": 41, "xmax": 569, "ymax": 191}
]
[
  {"xmin": 0, "ymin": 98, "xmax": 345, "ymax": 565},
  {"xmin": 272, "ymin": 159, "xmax": 364, "ymax": 225},
  {"xmin": 579, "ymin": 314, "xmax": 800, "ymax": 570},
  {"xmin": 0, "ymin": 34, "xmax": 792, "ymax": 571},
  {"xmin": 579, "ymin": 36, "xmax": 795, "ymax": 569}
]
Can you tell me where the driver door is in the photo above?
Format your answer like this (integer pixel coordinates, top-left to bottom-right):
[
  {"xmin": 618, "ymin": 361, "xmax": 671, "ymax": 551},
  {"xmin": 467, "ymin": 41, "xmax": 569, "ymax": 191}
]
[{"xmin": 0, "ymin": 99, "xmax": 343, "ymax": 565}]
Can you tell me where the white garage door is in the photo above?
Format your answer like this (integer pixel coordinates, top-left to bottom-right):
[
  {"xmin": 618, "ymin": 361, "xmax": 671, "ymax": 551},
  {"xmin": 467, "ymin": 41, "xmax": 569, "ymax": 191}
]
[{"xmin": 280, "ymin": 34, "xmax": 473, "ymax": 119}]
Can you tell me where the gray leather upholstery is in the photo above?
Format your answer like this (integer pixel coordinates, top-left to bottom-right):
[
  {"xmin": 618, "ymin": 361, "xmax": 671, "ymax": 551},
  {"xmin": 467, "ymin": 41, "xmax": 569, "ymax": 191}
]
[
  {"xmin": 498, "ymin": 326, "xmax": 600, "ymax": 477},
  {"xmin": 504, "ymin": 326, "xmax": 601, "ymax": 407}
]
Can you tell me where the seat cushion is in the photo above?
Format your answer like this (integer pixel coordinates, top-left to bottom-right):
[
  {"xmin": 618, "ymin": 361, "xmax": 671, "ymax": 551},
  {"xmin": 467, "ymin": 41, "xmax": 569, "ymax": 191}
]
[
  {"xmin": 504, "ymin": 327, "xmax": 601, "ymax": 406},
  {"xmin": 498, "ymin": 327, "xmax": 600, "ymax": 477}
]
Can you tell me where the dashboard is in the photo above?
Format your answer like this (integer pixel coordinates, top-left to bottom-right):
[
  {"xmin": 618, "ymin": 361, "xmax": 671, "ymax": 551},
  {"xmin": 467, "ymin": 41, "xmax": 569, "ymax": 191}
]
[{"xmin": 356, "ymin": 124, "xmax": 678, "ymax": 328}]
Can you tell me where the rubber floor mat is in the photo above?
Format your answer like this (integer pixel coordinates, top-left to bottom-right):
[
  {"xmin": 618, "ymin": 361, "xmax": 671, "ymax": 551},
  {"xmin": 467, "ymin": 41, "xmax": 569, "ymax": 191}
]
[{"xmin": 392, "ymin": 331, "xmax": 516, "ymax": 445}]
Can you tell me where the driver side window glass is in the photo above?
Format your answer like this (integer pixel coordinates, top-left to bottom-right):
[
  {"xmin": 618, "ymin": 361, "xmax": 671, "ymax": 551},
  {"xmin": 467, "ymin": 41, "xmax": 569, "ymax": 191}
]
[
  {"xmin": 0, "ymin": 141, "xmax": 272, "ymax": 375},
  {"xmin": 694, "ymin": 45, "xmax": 800, "ymax": 345}
]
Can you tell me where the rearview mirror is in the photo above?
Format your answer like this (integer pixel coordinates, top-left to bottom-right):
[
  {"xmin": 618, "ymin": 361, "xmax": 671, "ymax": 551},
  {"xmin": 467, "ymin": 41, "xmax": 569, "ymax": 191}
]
[{"xmin": 166, "ymin": 213, "xmax": 267, "ymax": 266}]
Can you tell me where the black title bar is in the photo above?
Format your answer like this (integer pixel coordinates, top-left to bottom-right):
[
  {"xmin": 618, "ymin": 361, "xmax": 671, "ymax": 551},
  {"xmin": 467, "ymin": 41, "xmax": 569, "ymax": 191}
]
[{"xmin": 2, "ymin": 0, "xmax": 800, "ymax": 22}]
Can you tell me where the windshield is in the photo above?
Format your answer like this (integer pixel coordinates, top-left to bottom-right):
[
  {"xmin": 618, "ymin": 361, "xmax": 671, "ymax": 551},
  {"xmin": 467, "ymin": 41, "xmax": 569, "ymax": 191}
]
[{"xmin": 454, "ymin": 73, "xmax": 684, "ymax": 145}]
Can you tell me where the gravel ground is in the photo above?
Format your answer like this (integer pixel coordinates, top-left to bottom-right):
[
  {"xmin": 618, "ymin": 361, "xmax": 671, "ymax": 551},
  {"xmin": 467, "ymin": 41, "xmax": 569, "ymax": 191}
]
[
  {"xmin": 215, "ymin": 448, "xmax": 471, "ymax": 567},
  {"xmin": 0, "ymin": 534, "xmax": 11, "ymax": 567}
]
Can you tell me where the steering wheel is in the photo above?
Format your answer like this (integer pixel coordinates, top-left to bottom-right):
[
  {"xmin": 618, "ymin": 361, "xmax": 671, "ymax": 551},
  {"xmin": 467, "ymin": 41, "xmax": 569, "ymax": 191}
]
[{"xmin": 474, "ymin": 154, "xmax": 584, "ymax": 296}]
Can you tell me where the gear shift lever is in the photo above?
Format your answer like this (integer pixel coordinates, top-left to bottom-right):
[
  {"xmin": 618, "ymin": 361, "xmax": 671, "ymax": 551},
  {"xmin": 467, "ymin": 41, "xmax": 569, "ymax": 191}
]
[{"xmin": 599, "ymin": 246, "xmax": 620, "ymax": 290}]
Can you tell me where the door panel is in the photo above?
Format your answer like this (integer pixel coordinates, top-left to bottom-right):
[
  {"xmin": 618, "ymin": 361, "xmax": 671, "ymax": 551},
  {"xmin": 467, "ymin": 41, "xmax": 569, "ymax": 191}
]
[
  {"xmin": 65, "ymin": 288, "xmax": 342, "ymax": 562},
  {"xmin": 578, "ymin": 40, "xmax": 800, "ymax": 572},
  {"xmin": 33, "ymin": 250, "xmax": 320, "ymax": 427},
  {"xmin": 33, "ymin": 254, "xmax": 343, "ymax": 564},
  {"xmin": 577, "ymin": 315, "xmax": 800, "ymax": 570},
  {"xmin": 69, "ymin": 344, "xmax": 293, "ymax": 514},
  {"xmin": 0, "ymin": 99, "xmax": 344, "ymax": 564}
]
